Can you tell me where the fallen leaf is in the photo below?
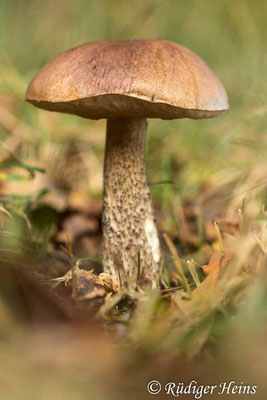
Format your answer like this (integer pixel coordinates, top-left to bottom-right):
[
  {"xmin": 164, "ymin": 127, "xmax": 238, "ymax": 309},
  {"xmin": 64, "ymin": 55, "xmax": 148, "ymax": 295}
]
[
  {"xmin": 191, "ymin": 248, "xmax": 233, "ymax": 298},
  {"xmin": 202, "ymin": 248, "xmax": 233, "ymax": 277},
  {"xmin": 49, "ymin": 269, "xmax": 119, "ymax": 299}
]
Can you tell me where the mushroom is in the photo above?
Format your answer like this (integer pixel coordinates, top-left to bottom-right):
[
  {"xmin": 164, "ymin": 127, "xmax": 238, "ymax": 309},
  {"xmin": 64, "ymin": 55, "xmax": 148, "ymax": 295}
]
[{"xmin": 26, "ymin": 40, "xmax": 229, "ymax": 291}]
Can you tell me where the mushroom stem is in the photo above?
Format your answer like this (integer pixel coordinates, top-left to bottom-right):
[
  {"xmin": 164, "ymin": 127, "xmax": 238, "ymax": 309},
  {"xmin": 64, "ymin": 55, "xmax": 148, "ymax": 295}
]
[{"xmin": 102, "ymin": 117, "xmax": 161, "ymax": 291}]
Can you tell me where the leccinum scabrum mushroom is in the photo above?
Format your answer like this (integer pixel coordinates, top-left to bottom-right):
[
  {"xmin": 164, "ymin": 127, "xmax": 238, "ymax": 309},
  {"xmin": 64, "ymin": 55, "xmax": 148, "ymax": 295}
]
[{"xmin": 26, "ymin": 40, "xmax": 229, "ymax": 291}]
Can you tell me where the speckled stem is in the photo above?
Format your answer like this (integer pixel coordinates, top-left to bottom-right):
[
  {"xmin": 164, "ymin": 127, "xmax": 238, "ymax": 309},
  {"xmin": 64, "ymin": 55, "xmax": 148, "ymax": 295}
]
[{"xmin": 102, "ymin": 117, "xmax": 161, "ymax": 291}]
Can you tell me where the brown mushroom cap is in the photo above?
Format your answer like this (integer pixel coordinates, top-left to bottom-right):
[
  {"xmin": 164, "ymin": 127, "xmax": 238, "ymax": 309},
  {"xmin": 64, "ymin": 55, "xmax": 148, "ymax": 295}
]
[{"xmin": 26, "ymin": 40, "xmax": 229, "ymax": 120}]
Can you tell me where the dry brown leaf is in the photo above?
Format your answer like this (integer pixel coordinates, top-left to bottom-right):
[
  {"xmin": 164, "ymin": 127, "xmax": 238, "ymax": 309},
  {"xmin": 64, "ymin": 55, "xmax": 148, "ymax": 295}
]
[
  {"xmin": 191, "ymin": 248, "xmax": 233, "ymax": 298},
  {"xmin": 51, "ymin": 269, "xmax": 119, "ymax": 299},
  {"xmin": 202, "ymin": 248, "xmax": 233, "ymax": 277}
]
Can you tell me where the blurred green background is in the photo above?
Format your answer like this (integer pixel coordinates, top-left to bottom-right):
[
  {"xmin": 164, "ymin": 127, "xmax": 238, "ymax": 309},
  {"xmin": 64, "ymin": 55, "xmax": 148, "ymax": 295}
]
[
  {"xmin": 1, "ymin": 0, "xmax": 267, "ymax": 203},
  {"xmin": 1, "ymin": 1, "xmax": 267, "ymax": 399}
]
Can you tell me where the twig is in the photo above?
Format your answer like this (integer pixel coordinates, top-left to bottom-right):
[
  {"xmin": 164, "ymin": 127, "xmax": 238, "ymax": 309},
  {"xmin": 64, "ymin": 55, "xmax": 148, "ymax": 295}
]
[
  {"xmin": 60, "ymin": 235, "xmax": 77, "ymax": 298},
  {"xmin": 214, "ymin": 221, "xmax": 225, "ymax": 253},
  {"xmin": 238, "ymin": 198, "xmax": 247, "ymax": 234},
  {"xmin": 252, "ymin": 231, "xmax": 266, "ymax": 255},
  {"xmin": 163, "ymin": 233, "xmax": 192, "ymax": 297},
  {"xmin": 187, "ymin": 259, "xmax": 201, "ymax": 287},
  {"xmin": 214, "ymin": 221, "xmax": 225, "ymax": 278},
  {"xmin": 260, "ymin": 205, "xmax": 267, "ymax": 252}
]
